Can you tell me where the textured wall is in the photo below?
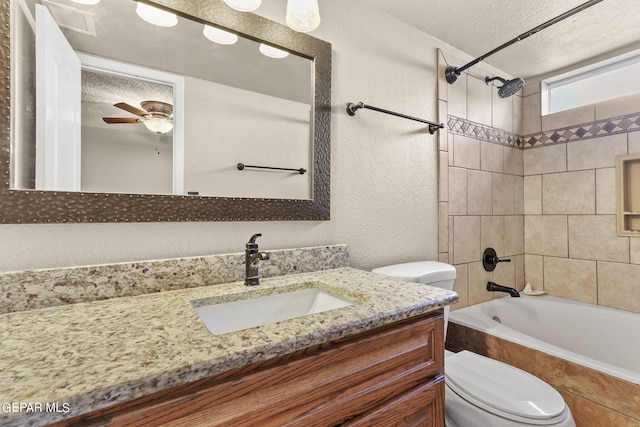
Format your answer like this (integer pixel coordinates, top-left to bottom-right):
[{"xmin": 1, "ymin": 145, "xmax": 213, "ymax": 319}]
[{"xmin": 0, "ymin": 0, "xmax": 457, "ymax": 273}]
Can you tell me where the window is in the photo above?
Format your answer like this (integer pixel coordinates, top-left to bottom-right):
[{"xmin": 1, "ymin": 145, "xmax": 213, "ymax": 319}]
[{"xmin": 542, "ymin": 49, "xmax": 640, "ymax": 115}]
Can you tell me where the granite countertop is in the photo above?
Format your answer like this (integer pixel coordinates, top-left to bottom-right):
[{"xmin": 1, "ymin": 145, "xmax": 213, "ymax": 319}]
[{"xmin": 0, "ymin": 267, "xmax": 457, "ymax": 426}]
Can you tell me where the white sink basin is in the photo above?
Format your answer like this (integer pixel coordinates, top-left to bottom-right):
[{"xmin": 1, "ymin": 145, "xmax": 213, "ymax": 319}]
[{"xmin": 192, "ymin": 287, "xmax": 355, "ymax": 335}]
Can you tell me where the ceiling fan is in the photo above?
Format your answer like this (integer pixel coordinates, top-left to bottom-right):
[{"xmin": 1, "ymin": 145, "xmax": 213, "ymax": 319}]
[{"xmin": 102, "ymin": 101, "xmax": 174, "ymax": 134}]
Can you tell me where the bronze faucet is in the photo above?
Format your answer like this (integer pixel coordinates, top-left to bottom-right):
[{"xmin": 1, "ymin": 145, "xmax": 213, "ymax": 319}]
[{"xmin": 245, "ymin": 233, "xmax": 270, "ymax": 286}]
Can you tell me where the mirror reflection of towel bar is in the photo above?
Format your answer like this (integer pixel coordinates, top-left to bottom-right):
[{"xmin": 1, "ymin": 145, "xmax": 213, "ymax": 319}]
[{"xmin": 237, "ymin": 163, "xmax": 307, "ymax": 175}]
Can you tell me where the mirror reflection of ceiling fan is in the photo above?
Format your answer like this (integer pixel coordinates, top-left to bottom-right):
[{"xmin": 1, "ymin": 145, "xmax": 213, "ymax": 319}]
[{"xmin": 102, "ymin": 101, "xmax": 174, "ymax": 134}]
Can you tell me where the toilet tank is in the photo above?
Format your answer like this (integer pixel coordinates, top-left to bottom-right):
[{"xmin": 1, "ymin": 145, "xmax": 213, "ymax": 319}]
[
  {"xmin": 371, "ymin": 261, "xmax": 456, "ymax": 289},
  {"xmin": 372, "ymin": 261, "xmax": 457, "ymax": 336}
]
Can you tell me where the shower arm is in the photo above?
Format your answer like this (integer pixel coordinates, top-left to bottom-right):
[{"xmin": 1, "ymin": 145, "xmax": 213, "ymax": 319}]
[{"xmin": 446, "ymin": 0, "xmax": 604, "ymax": 83}]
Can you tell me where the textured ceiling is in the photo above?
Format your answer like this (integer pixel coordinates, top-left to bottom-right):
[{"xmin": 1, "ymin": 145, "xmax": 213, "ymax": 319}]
[{"xmin": 361, "ymin": 0, "xmax": 640, "ymax": 80}]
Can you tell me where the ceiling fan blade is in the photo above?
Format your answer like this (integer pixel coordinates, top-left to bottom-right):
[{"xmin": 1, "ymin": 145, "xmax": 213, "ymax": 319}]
[
  {"xmin": 102, "ymin": 117, "xmax": 140, "ymax": 124},
  {"xmin": 113, "ymin": 102, "xmax": 147, "ymax": 117}
]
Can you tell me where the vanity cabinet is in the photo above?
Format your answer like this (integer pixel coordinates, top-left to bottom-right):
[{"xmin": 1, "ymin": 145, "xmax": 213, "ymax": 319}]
[{"xmin": 51, "ymin": 312, "xmax": 445, "ymax": 427}]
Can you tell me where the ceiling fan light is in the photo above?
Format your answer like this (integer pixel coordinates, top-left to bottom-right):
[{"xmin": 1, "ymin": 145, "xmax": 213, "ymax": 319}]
[
  {"xmin": 136, "ymin": 2, "xmax": 178, "ymax": 27},
  {"xmin": 223, "ymin": 0, "xmax": 262, "ymax": 12},
  {"xmin": 259, "ymin": 43, "xmax": 289, "ymax": 59},
  {"xmin": 286, "ymin": 0, "xmax": 320, "ymax": 33},
  {"xmin": 69, "ymin": 0, "xmax": 100, "ymax": 5},
  {"xmin": 203, "ymin": 25, "xmax": 238, "ymax": 45},
  {"xmin": 143, "ymin": 117, "xmax": 173, "ymax": 134}
]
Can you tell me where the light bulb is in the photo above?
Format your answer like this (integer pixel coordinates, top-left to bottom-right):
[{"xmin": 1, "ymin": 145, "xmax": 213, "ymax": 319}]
[
  {"xmin": 259, "ymin": 44, "xmax": 289, "ymax": 59},
  {"xmin": 136, "ymin": 3, "xmax": 178, "ymax": 27},
  {"xmin": 223, "ymin": 0, "xmax": 262, "ymax": 12},
  {"xmin": 286, "ymin": 0, "xmax": 320, "ymax": 32},
  {"xmin": 143, "ymin": 117, "xmax": 173, "ymax": 134},
  {"xmin": 203, "ymin": 25, "xmax": 238, "ymax": 45}
]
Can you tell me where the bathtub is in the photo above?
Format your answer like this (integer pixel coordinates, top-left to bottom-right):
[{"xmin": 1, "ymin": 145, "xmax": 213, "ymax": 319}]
[{"xmin": 448, "ymin": 294, "xmax": 640, "ymax": 386}]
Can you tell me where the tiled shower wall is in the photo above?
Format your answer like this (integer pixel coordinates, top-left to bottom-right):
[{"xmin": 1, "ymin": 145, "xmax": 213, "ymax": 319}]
[
  {"xmin": 522, "ymin": 86, "xmax": 640, "ymax": 314},
  {"xmin": 437, "ymin": 51, "xmax": 525, "ymax": 309},
  {"xmin": 438, "ymin": 49, "xmax": 640, "ymax": 314}
]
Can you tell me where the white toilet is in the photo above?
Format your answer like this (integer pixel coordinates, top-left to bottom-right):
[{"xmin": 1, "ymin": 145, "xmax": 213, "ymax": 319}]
[{"xmin": 372, "ymin": 261, "xmax": 576, "ymax": 427}]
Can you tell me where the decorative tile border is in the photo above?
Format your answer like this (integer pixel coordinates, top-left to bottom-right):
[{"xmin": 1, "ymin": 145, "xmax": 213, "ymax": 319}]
[
  {"xmin": 447, "ymin": 116, "xmax": 525, "ymax": 148},
  {"xmin": 448, "ymin": 112, "xmax": 640, "ymax": 149},
  {"xmin": 521, "ymin": 112, "xmax": 640, "ymax": 148}
]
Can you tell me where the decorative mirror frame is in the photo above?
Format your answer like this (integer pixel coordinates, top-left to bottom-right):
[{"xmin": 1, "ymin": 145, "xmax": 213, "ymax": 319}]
[{"xmin": 0, "ymin": 0, "xmax": 331, "ymax": 223}]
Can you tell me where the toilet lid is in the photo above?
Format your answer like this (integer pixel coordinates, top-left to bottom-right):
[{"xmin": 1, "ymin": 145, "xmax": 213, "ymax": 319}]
[{"xmin": 445, "ymin": 351, "xmax": 566, "ymax": 420}]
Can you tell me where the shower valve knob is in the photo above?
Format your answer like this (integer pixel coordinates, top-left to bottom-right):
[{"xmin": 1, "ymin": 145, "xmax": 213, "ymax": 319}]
[{"xmin": 482, "ymin": 247, "xmax": 510, "ymax": 272}]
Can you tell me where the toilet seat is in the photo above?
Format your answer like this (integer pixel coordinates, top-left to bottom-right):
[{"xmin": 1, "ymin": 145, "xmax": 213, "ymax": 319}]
[{"xmin": 445, "ymin": 351, "xmax": 567, "ymax": 424}]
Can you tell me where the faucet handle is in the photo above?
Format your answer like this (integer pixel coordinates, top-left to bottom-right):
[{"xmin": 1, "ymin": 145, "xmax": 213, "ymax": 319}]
[
  {"xmin": 246, "ymin": 233, "xmax": 262, "ymax": 249},
  {"xmin": 482, "ymin": 247, "xmax": 510, "ymax": 271}
]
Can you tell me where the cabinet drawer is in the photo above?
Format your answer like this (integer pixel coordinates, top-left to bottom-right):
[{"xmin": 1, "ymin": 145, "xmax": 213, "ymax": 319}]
[{"xmin": 346, "ymin": 376, "xmax": 445, "ymax": 427}]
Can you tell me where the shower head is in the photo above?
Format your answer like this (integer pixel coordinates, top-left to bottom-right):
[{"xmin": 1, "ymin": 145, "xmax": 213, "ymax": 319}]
[{"xmin": 485, "ymin": 76, "xmax": 525, "ymax": 98}]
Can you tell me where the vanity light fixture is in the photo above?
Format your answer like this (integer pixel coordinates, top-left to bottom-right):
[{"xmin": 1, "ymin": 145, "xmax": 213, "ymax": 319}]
[
  {"xmin": 223, "ymin": 0, "xmax": 262, "ymax": 12},
  {"xmin": 142, "ymin": 116, "xmax": 173, "ymax": 134},
  {"xmin": 69, "ymin": 0, "xmax": 100, "ymax": 4},
  {"xmin": 286, "ymin": 0, "xmax": 321, "ymax": 33},
  {"xmin": 203, "ymin": 25, "xmax": 238, "ymax": 45},
  {"xmin": 135, "ymin": 2, "xmax": 178, "ymax": 27},
  {"xmin": 259, "ymin": 44, "xmax": 289, "ymax": 59}
]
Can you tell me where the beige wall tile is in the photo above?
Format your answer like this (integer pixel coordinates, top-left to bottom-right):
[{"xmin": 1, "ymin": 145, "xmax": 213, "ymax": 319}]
[
  {"xmin": 481, "ymin": 216, "xmax": 504, "ymax": 256},
  {"xmin": 468, "ymin": 170, "xmax": 493, "ymax": 215},
  {"xmin": 439, "ymin": 202, "xmax": 449, "ymax": 253},
  {"xmin": 453, "ymin": 135, "xmax": 480, "ymax": 169},
  {"xmin": 568, "ymin": 215, "xmax": 629, "ymax": 263},
  {"xmin": 448, "ymin": 217, "xmax": 454, "ymax": 264},
  {"xmin": 524, "ymin": 175, "xmax": 542, "ymax": 214},
  {"xmin": 524, "ymin": 144, "xmax": 567, "ymax": 176},
  {"xmin": 452, "ymin": 263, "xmax": 469, "ymax": 309},
  {"xmin": 439, "ymin": 151, "xmax": 449, "ymax": 202},
  {"xmin": 597, "ymin": 261, "xmax": 640, "ymax": 313},
  {"xmin": 631, "ymin": 238, "xmax": 640, "ymax": 265},
  {"xmin": 503, "ymin": 146, "xmax": 524, "ymax": 176},
  {"xmin": 492, "ymin": 91, "xmax": 514, "ymax": 133},
  {"xmin": 596, "ymin": 167, "xmax": 616, "ymax": 215},
  {"xmin": 493, "ymin": 257, "xmax": 516, "ymax": 290},
  {"xmin": 448, "ymin": 167, "xmax": 467, "ymax": 215},
  {"xmin": 481, "ymin": 141, "xmax": 504, "ymax": 173},
  {"xmin": 504, "ymin": 215, "xmax": 524, "ymax": 256},
  {"xmin": 468, "ymin": 261, "xmax": 493, "ymax": 305},
  {"xmin": 522, "ymin": 94, "xmax": 541, "ymax": 135},
  {"xmin": 630, "ymin": 131, "xmax": 640, "ymax": 154},
  {"xmin": 438, "ymin": 100, "xmax": 448, "ymax": 151},
  {"xmin": 541, "ymin": 104, "xmax": 595, "ymax": 132},
  {"xmin": 524, "ymin": 254, "xmax": 544, "ymax": 290},
  {"xmin": 514, "ymin": 255, "xmax": 525, "ymax": 290},
  {"xmin": 453, "ymin": 216, "xmax": 481, "ymax": 264},
  {"xmin": 595, "ymin": 92, "xmax": 640, "ymax": 120},
  {"xmin": 448, "ymin": 72, "xmax": 467, "ymax": 119},
  {"xmin": 567, "ymin": 133, "xmax": 627, "ymax": 171},
  {"xmin": 525, "ymin": 215, "xmax": 568, "ymax": 257},
  {"xmin": 543, "ymin": 257, "xmax": 597, "ymax": 303},
  {"xmin": 513, "ymin": 95, "xmax": 523, "ymax": 136},
  {"xmin": 513, "ymin": 176, "xmax": 524, "ymax": 215},
  {"xmin": 493, "ymin": 173, "xmax": 514, "ymax": 215},
  {"xmin": 467, "ymin": 75, "xmax": 492, "ymax": 126},
  {"xmin": 522, "ymin": 82, "xmax": 540, "ymax": 98},
  {"xmin": 542, "ymin": 170, "xmax": 595, "ymax": 214},
  {"xmin": 448, "ymin": 133, "xmax": 455, "ymax": 165}
]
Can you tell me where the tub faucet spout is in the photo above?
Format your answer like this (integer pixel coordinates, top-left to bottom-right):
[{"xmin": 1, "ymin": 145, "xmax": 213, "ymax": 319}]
[{"xmin": 487, "ymin": 281, "xmax": 520, "ymax": 297}]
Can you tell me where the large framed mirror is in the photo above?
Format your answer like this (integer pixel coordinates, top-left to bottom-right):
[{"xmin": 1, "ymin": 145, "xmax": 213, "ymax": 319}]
[{"xmin": 0, "ymin": 0, "xmax": 331, "ymax": 223}]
